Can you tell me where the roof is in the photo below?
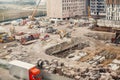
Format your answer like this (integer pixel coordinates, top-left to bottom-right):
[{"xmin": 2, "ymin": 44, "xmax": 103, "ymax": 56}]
[{"xmin": 9, "ymin": 60, "xmax": 35, "ymax": 69}]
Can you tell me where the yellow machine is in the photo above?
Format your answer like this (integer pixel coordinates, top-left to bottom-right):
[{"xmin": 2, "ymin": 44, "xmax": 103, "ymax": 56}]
[
  {"xmin": 58, "ymin": 30, "xmax": 71, "ymax": 39},
  {"xmin": 0, "ymin": 32, "xmax": 14, "ymax": 43}
]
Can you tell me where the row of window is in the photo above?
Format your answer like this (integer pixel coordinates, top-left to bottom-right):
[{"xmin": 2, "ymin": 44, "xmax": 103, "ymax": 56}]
[
  {"xmin": 62, "ymin": 6, "xmax": 84, "ymax": 11},
  {"xmin": 62, "ymin": 12, "xmax": 83, "ymax": 17},
  {"xmin": 62, "ymin": 3, "xmax": 84, "ymax": 7},
  {"xmin": 62, "ymin": 0, "xmax": 84, "ymax": 3},
  {"xmin": 106, "ymin": 17, "xmax": 120, "ymax": 21}
]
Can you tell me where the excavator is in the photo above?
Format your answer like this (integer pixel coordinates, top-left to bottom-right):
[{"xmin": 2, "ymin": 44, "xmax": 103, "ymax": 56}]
[
  {"xmin": 111, "ymin": 30, "xmax": 120, "ymax": 44},
  {"xmin": 57, "ymin": 30, "xmax": 71, "ymax": 39}
]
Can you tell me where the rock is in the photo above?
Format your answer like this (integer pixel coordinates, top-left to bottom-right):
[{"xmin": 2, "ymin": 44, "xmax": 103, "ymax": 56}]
[
  {"xmin": 111, "ymin": 72, "xmax": 117, "ymax": 77},
  {"xmin": 3, "ymin": 46, "xmax": 7, "ymax": 49},
  {"xmin": 75, "ymin": 75, "xmax": 80, "ymax": 80}
]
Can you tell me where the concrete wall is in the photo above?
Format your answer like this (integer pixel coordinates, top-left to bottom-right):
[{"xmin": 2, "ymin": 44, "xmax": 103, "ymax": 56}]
[
  {"xmin": 97, "ymin": 19, "xmax": 120, "ymax": 28},
  {"xmin": 47, "ymin": 0, "xmax": 62, "ymax": 18},
  {"xmin": 47, "ymin": 0, "xmax": 86, "ymax": 19}
]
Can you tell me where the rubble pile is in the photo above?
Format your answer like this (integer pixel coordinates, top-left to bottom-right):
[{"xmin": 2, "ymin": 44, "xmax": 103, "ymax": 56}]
[
  {"xmin": 87, "ymin": 50, "xmax": 117, "ymax": 65},
  {"xmin": 37, "ymin": 59, "xmax": 120, "ymax": 80},
  {"xmin": 0, "ymin": 42, "xmax": 31, "ymax": 62}
]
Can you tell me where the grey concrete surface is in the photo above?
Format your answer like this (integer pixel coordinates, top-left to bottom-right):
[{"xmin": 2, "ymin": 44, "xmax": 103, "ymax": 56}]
[{"xmin": 0, "ymin": 68, "xmax": 17, "ymax": 80}]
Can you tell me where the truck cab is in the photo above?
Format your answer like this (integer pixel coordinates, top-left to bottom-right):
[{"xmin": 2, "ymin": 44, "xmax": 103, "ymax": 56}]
[{"xmin": 9, "ymin": 60, "xmax": 42, "ymax": 80}]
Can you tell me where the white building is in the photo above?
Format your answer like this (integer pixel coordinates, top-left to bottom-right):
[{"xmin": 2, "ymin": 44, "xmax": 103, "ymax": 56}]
[
  {"xmin": 47, "ymin": 0, "xmax": 86, "ymax": 20},
  {"xmin": 97, "ymin": 0, "xmax": 120, "ymax": 28},
  {"xmin": 106, "ymin": 0, "xmax": 120, "ymax": 21}
]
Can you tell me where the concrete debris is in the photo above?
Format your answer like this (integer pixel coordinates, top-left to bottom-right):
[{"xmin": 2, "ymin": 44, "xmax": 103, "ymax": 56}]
[
  {"xmin": 37, "ymin": 59, "xmax": 120, "ymax": 80},
  {"xmin": 66, "ymin": 51, "xmax": 87, "ymax": 61},
  {"xmin": 108, "ymin": 59, "xmax": 120, "ymax": 70}
]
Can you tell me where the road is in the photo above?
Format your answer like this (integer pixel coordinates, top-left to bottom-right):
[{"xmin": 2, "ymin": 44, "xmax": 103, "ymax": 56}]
[{"xmin": 0, "ymin": 68, "xmax": 17, "ymax": 80}]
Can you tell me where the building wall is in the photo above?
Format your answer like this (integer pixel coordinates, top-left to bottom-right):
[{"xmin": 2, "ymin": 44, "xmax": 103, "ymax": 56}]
[
  {"xmin": 90, "ymin": 0, "xmax": 106, "ymax": 16},
  {"xmin": 106, "ymin": 0, "xmax": 120, "ymax": 21},
  {"xmin": 47, "ymin": 0, "xmax": 62, "ymax": 19},
  {"xmin": 47, "ymin": 0, "xmax": 86, "ymax": 19}
]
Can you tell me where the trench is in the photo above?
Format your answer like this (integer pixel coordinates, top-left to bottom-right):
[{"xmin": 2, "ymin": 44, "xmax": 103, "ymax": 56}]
[{"xmin": 45, "ymin": 42, "xmax": 89, "ymax": 58}]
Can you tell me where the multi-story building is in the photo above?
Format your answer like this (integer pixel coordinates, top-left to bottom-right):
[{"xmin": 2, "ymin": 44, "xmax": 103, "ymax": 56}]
[
  {"xmin": 106, "ymin": 0, "xmax": 120, "ymax": 21},
  {"xmin": 90, "ymin": 0, "xmax": 106, "ymax": 17},
  {"xmin": 97, "ymin": 0, "xmax": 120, "ymax": 27},
  {"xmin": 47, "ymin": 0, "xmax": 86, "ymax": 20}
]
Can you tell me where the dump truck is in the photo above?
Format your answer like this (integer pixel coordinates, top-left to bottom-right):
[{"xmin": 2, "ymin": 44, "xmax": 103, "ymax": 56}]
[
  {"xmin": 9, "ymin": 60, "xmax": 42, "ymax": 80},
  {"xmin": 9, "ymin": 60, "xmax": 74, "ymax": 80}
]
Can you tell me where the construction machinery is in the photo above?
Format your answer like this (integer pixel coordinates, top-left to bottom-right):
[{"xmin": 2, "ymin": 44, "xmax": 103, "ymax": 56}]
[
  {"xmin": 29, "ymin": 0, "xmax": 41, "ymax": 21},
  {"xmin": 57, "ymin": 30, "xmax": 71, "ymax": 39},
  {"xmin": 28, "ymin": 0, "xmax": 41, "ymax": 29},
  {"xmin": 111, "ymin": 30, "xmax": 120, "ymax": 44},
  {"xmin": 9, "ymin": 60, "xmax": 74, "ymax": 80},
  {"xmin": 20, "ymin": 33, "xmax": 40, "ymax": 45},
  {"xmin": 0, "ymin": 32, "xmax": 14, "ymax": 43},
  {"xmin": 9, "ymin": 60, "xmax": 42, "ymax": 80}
]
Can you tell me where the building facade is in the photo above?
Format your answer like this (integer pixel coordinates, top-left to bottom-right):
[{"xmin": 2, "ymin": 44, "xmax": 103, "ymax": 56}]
[
  {"xmin": 90, "ymin": 0, "xmax": 106, "ymax": 16},
  {"xmin": 47, "ymin": 0, "xmax": 86, "ymax": 19},
  {"xmin": 106, "ymin": 0, "xmax": 120, "ymax": 21}
]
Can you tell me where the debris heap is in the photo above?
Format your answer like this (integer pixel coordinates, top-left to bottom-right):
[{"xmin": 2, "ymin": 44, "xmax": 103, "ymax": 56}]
[{"xmin": 37, "ymin": 59, "xmax": 120, "ymax": 80}]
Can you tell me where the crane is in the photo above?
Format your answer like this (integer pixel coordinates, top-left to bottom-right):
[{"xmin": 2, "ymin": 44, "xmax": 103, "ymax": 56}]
[
  {"xmin": 88, "ymin": 6, "xmax": 91, "ymax": 18},
  {"xmin": 29, "ymin": 0, "xmax": 41, "ymax": 20}
]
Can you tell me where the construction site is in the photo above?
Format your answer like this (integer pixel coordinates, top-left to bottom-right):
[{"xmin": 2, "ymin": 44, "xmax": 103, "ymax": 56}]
[{"xmin": 0, "ymin": 0, "xmax": 120, "ymax": 80}]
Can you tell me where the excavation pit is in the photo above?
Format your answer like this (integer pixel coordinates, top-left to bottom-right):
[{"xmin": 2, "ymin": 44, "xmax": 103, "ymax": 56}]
[{"xmin": 44, "ymin": 37, "xmax": 89, "ymax": 58}]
